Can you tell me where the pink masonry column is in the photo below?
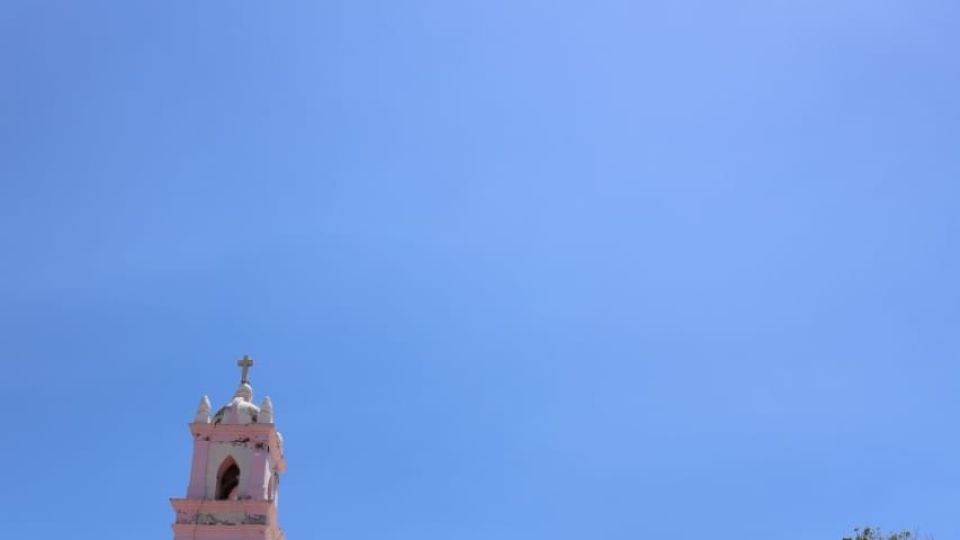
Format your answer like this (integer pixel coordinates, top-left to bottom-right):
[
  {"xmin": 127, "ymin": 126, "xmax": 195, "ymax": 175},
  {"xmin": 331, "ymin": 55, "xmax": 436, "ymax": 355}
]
[
  {"xmin": 244, "ymin": 442, "xmax": 269, "ymax": 500},
  {"xmin": 186, "ymin": 436, "xmax": 209, "ymax": 499}
]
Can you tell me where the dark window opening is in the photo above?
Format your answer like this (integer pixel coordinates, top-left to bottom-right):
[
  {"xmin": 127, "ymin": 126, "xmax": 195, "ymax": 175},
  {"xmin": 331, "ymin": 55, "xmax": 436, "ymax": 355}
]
[{"xmin": 216, "ymin": 458, "xmax": 240, "ymax": 500}]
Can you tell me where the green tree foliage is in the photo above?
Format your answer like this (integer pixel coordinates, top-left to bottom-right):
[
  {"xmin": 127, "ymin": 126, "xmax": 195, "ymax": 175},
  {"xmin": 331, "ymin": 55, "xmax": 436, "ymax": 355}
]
[{"xmin": 842, "ymin": 527, "xmax": 919, "ymax": 540}]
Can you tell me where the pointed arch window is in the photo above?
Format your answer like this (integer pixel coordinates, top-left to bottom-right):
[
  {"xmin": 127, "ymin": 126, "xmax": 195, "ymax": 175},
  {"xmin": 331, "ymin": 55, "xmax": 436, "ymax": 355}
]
[{"xmin": 215, "ymin": 457, "xmax": 241, "ymax": 500}]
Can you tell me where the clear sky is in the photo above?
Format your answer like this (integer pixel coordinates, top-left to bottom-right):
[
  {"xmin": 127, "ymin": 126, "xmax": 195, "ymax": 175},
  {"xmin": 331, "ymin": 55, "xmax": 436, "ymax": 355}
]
[{"xmin": 1, "ymin": 1, "xmax": 958, "ymax": 539}]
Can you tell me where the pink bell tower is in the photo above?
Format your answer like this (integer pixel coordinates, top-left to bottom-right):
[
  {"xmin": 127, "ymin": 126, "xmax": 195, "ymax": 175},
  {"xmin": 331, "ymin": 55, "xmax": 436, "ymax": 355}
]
[{"xmin": 170, "ymin": 356, "xmax": 287, "ymax": 540}]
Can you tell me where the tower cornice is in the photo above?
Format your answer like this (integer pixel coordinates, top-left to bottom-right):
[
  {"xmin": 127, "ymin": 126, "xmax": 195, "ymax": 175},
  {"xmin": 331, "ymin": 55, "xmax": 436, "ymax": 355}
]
[
  {"xmin": 170, "ymin": 499, "xmax": 282, "ymax": 539},
  {"xmin": 188, "ymin": 422, "xmax": 286, "ymax": 473}
]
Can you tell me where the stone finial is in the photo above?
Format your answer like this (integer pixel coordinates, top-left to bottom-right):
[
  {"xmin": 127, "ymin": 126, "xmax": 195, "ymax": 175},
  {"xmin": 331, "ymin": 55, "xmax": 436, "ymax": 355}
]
[
  {"xmin": 260, "ymin": 396, "xmax": 274, "ymax": 423},
  {"xmin": 194, "ymin": 395, "xmax": 212, "ymax": 423}
]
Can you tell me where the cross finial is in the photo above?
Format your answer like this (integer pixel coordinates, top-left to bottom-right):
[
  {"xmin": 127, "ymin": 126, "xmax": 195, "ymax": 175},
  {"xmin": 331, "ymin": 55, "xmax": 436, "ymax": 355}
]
[{"xmin": 237, "ymin": 354, "xmax": 254, "ymax": 384}]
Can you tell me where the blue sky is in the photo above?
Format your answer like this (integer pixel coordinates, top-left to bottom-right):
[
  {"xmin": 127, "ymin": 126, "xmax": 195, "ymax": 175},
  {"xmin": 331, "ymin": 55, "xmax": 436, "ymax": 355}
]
[{"xmin": 1, "ymin": 1, "xmax": 959, "ymax": 538}]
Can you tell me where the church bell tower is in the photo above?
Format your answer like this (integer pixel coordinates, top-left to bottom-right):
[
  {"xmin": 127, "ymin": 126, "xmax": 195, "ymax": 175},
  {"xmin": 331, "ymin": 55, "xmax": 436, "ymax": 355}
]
[{"xmin": 170, "ymin": 356, "xmax": 287, "ymax": 540}]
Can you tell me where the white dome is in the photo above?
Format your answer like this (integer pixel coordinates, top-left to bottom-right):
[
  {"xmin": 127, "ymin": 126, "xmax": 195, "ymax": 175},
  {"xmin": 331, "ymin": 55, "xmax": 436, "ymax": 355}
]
[{"xmin": 212, "ymin": 383, "xmax": 262, "ymax": 425}]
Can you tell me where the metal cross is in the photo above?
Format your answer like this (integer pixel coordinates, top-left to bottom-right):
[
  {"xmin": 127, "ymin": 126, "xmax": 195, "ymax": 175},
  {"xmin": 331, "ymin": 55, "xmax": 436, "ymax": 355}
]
[{"xmin": 237, "ymin": 354, "xmax": 254, "ymax": 383}]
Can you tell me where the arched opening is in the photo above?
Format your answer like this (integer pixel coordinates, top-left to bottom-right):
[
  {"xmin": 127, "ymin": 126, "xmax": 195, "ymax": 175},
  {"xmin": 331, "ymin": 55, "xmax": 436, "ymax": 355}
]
[
  {"xmin": 215, "ymin": 457, "xmax": 240, "ymax": 500},
  {"xmin": 268, "ymin": 473, "xmax": 280, "ymax": 501}
]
